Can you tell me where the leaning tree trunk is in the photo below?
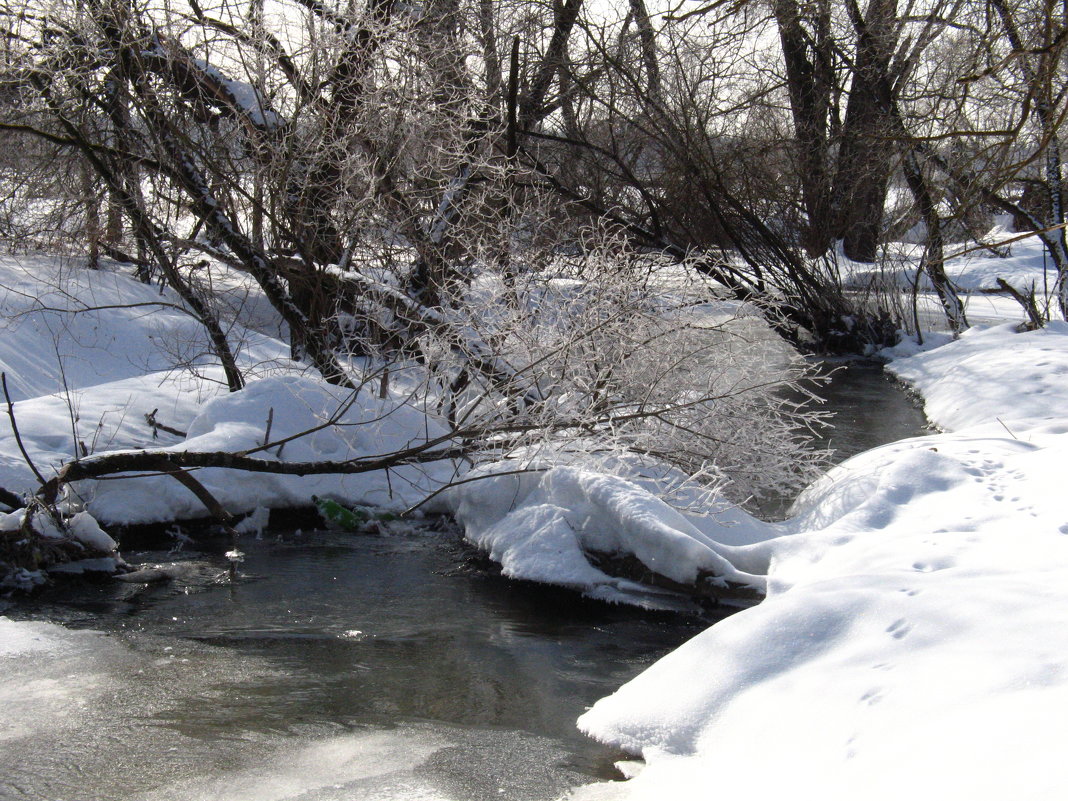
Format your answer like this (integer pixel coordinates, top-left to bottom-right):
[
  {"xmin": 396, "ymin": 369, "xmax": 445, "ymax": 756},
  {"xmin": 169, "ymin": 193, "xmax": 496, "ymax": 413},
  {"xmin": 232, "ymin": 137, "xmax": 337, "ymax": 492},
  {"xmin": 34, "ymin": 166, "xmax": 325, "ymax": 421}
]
[{"xmin": 902, "ymin": 149, "xmax": 967, "ymax": 334}]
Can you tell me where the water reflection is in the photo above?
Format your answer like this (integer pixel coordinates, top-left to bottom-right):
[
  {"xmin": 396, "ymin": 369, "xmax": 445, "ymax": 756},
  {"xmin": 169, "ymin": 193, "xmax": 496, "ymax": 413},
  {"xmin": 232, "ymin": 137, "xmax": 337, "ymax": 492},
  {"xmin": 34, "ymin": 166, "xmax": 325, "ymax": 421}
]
[
  {"xmin": 6, "ymin": 527, "xmax": 708, "ymax": 800},
  {"xmin": 804, "ymin": 361, "xmax": 930, "ymax": 460},
  {"xmin": 752, "ymin": 360, "xmax": 930, "ymax": 520}
]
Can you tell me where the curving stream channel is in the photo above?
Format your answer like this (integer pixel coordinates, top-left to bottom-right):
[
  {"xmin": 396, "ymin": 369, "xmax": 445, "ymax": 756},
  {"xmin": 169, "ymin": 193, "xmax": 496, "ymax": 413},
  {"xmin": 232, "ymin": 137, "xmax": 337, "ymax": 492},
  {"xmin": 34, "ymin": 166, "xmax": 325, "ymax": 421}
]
[{"xmin": 0, "ymin": 363, "xmax": 928, "ymax": 801}]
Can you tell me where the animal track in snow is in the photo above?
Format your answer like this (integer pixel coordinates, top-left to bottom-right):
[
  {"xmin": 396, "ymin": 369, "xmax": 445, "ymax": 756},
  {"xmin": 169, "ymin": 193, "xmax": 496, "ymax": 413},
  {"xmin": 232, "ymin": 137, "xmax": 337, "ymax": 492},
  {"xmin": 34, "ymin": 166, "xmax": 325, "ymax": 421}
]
[
  {"xmin": 886, "ymin": 619, "xmax": 912, "ymax": 639},
  {"xmin": 860, "ymin": 688, "xmax": 884, "ymax": 706}
]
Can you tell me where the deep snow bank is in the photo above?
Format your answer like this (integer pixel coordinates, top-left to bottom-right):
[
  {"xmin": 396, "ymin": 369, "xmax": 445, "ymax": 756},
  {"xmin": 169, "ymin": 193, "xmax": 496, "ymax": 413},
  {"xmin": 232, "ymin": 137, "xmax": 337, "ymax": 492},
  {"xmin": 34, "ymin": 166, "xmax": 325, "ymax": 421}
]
[
  {"xmin": 887, "ymin": 320, "xmax": 1068, "ymax": 432},
  {"xmin": 447, "ymin": 464, "xmax": 783, "ymax": 608},
  {"xmin": 573, "ymin": 323, "xmax": 1068, "ymax": 800},
  {"xmin": 0, "ymin": 257, "xmax": 460, "ymax": 524},
  {"xmin": 0, "ymin": 255, "xmax": 289, "ymax": 495}
]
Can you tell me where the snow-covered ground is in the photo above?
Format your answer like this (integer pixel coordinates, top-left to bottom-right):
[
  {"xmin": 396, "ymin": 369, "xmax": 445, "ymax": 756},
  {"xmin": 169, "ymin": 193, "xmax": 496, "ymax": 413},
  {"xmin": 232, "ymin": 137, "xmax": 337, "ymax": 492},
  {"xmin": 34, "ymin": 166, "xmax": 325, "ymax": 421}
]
[
  {"xmin": 569, "ymin": 335, "xmax": 1068, "ymax": 792},
  {"xmin": 2, "ymin": 242, "xmax": 1067, "ymax": 798},
  {"xmin": 0, "ymin": 255, "xmax": 292, "ymax": 495},
  {"xmin": 0, "ymin": 256, "xmax": 461, "ymax": 524}
]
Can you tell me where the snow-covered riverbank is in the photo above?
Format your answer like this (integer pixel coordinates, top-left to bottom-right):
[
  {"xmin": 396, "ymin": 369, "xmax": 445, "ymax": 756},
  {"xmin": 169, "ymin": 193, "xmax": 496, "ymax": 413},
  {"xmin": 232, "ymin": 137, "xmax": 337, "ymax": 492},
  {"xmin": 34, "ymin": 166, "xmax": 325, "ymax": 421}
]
[
  {"xmin": 2, "ymin": 248, "xmax": 1066, "ymax": 798},
  {"xmin": 572, "ymin": 321, "xmax": 1068, "ymax": 799}
]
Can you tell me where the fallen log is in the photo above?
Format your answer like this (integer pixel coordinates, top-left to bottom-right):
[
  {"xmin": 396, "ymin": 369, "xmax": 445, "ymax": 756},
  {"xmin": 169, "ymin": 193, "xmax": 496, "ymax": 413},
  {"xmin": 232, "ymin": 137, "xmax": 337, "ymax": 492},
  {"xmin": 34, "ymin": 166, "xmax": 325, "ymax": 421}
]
[{"xmin": 587, "ymin": 550, "xmax": 763, "ymax": 608}]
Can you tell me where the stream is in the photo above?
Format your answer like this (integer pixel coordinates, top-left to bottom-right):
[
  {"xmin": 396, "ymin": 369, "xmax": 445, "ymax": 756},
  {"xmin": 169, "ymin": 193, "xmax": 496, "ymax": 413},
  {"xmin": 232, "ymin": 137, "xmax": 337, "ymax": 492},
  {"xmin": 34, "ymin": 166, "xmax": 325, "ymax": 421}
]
[{"xmin": 0, "ymin": 363, "xmax": 928, "ymax": 801}]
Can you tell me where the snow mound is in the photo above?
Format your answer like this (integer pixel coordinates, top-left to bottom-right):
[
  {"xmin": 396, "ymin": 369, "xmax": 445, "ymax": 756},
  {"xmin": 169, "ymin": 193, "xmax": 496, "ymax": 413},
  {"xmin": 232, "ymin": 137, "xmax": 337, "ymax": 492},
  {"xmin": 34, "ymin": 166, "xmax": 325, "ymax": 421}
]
[
  {"xmin": 0, "ymin": 256, "xmax": 289, "ymax": 494},
  {"xmin": 68, "ymin": 511, "xmax": 117, "ymax": 552},
  {"xmin": 574, "ymin": 322, "xmax": 1068, "ymax": 799},
  {"xmin": 0, "ymin": 255, "xmax": 287, "ymax": 402},
  {"xmin": 81, "ymin": 374, "xmax": 461, "ymax": 524},
  {"xmin": 448, "ymin": 465, "xmax": 780, "ymax": 605},
  {"xmin": 888, "ymin": 321, "xmax": 1068, "ymax": 431}
]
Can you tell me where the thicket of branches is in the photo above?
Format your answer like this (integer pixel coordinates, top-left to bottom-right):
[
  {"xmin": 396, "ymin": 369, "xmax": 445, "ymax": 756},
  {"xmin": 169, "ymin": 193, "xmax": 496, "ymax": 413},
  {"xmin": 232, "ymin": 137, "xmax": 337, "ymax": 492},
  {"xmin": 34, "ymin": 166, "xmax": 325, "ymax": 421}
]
[
  {"xmin": 1, "ymin": 0, "xmax": 1066, "ymax": 348},
  {"xmin": 0, "ymin": 0, "xmax": 1066, "ymax": 555}
]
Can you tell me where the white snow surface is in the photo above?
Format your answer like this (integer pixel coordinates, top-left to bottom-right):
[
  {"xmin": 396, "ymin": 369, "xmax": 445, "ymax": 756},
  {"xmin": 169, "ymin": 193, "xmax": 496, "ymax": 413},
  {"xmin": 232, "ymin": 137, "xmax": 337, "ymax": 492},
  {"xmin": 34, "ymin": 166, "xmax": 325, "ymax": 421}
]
[
  {"xmin": 843, "ymin": 224, "xmax": 1064, "ymax": 332},
  {"xmin": 0, "ymin": 256, "xmax": 458, "ymax": 522},
  {"xmin": 846, "ymin": 224, "xmax": 1056, "ymax": 295},
  {"xmin": 573, "ymin": 321, "xmax": 1068, "ymax": 799},
  {"xmin": 448, "ymin": 464, "xmax": 780, "ymax": 607},
  {"xmin": 0, "ymin": 255, "xmax": 290, "ymax": 495},
  {"xmin": 67, "ymin": 510, "xmax": 117, "ymax": 552},
  {"xmin": 83, "ymin": 372, "xmax": 459, "ymax": 523}
]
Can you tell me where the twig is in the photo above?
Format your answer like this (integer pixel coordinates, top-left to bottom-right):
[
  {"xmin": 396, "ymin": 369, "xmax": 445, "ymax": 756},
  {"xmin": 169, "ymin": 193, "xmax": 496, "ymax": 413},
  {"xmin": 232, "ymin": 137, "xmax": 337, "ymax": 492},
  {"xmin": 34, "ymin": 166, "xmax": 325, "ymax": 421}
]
[
  {"xmin": 54, "ymin": 339, "xmax": 80, "ymax": 462},
  {"xmin": 262, "ymin": 407, "xmax": 274, "ymax": 449},
  {"xmin": 2, "ymin": 373, "xmax": 47, "ymax": 487},
  {"xmin": 944, "ymin": 222, "xmax": 1068, "ymax": 262},
  {"xmin": 401, "ymin": 465, "xmax": 549, "ymax": 516},
  {"xmin": 996, "ymin": 417, "xmax": 1019, "ymax": 440},
  {"xmin": 145, "ymin": 409, "xmax": 188, "ymax": 439}
]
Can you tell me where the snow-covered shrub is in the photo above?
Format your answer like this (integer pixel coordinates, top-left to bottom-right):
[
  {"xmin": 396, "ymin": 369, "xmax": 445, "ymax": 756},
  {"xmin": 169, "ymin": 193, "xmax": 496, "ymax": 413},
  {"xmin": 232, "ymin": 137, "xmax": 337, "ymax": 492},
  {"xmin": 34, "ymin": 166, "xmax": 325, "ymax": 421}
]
[{"xmin": 412, "ymin": 239, "xmax": 828, "ymax": 508}]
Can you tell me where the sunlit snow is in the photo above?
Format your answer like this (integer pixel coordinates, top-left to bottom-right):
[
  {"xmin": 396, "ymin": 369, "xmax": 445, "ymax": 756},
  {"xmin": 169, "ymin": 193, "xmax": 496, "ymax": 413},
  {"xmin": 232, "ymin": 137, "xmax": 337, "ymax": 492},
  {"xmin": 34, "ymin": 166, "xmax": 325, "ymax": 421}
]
[{"xmin": 1, "ymin": 242, "xmax": 1067, "ymax": 799}]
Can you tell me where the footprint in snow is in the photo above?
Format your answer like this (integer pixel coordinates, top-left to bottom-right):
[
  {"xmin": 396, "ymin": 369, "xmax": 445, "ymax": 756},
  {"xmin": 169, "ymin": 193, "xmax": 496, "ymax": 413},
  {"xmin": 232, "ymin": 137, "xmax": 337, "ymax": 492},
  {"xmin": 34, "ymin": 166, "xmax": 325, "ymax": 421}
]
[
  {"xmin": 859, "ymin": 688, "xmax": 884, "ymax": 706},
  {"xmin": 886, "ymin": 618, "xmax": 912, "ymax": 639}
]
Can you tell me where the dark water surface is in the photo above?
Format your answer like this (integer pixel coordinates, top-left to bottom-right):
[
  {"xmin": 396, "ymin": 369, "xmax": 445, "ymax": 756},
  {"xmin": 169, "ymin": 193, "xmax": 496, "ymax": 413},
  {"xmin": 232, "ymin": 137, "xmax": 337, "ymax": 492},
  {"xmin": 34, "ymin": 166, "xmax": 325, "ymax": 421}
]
[
  {"xmin": 1, "ymin": 364, "xmax": 928, "ymax": 801},
  {"xmin": 749, "ymin": 360, "xmax": 930, "ymax": 520},
  {"xmin": 805, "ymin": 361, "xmax": 930, "ymax": 461},
  {"xmin": 3, "ymin": 526, "xmax": 712, "ymax": 800}
]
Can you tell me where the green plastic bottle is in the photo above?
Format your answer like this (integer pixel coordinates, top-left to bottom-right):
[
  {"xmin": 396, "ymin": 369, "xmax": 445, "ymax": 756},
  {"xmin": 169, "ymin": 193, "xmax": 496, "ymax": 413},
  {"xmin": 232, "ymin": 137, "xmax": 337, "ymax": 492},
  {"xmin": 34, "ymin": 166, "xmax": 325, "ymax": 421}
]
[{"xmin": 313, "ymin": 497, "xmax": 398, "ymax": 529}]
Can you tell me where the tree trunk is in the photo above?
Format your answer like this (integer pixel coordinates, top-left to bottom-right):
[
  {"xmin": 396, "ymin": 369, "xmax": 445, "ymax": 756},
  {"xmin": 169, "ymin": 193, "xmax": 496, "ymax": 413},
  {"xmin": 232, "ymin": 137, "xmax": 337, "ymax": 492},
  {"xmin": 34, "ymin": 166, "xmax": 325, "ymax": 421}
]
[
  {"xmin": 833, "ymin": 0, "xmax": 899, "ymax": 263},
  {"xmin": 773, "ymin": 0, "xmax": 835, "ymax": 256},
  {"xmin": 902, "ymin": 149, "xmax": 967, "ymax": 334},
  {"xmin": 519, "ymin": 0, "xmax": 584, "ymax": 129},
  {"xmin": 81, "ymin": 162, "xmax": 101, "ymax": 270},
  {"xmin": 628, "ymin": 0, "xmax": 661, "ymax": 105}
]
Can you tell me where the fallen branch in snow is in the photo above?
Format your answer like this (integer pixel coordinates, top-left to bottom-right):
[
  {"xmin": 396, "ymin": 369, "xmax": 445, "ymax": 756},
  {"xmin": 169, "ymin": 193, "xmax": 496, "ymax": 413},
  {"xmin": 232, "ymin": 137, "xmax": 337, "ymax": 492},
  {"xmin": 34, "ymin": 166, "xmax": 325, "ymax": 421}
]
[
  {"xmin": 145, "ymin": 409, "xmax": 188, "ymax": 439},
  {"xmin": 35, "ymin": 444, "xmax": 471, "ymax": 511},
  {"xmin": 587, "ymin": 550, "xmax": 763, "ymax": 607},
  {"xmin": 121, "ymin": 454, "xmax": 235, "ymax": 529}
]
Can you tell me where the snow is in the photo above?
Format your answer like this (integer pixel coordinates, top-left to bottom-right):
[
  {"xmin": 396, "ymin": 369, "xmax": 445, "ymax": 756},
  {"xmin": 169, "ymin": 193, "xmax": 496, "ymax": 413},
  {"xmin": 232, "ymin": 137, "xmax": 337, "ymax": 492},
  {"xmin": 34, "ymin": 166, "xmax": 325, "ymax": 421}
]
[
  {"xmin": 0, "ymin": 256, "xmax": 287, "ymax": 402},
  {"xmin": 67, "ymin": 510, "xmax": 117, "ymax": 551},
  {"xmin": 0, "ymin": 256, "xmax": 460, "ymax": 523},
  {"xmin": 886, "ymin": 321, "xmax": 1068, "ymax": 432},
  {"xmin": 191, "ymin": 58, "xmax": 283, "ymax": 131},
  {"xmin": 3, "ymin": 250, "xmax": 1068, "ymax": 798},
  {"xmin": 81, "ymin": 372, "xmax": 460, "ymax": 524},
  {"xmin": 449, "ymin": 464, "xmax": 776, "ymax": 606},
  {"xmin": 234, "ymin": 504, "xmax": 271, "ymax": 535},
  {"xmin": 845, "ymin": 225, "xmax": 1057, "ymax": 295},
  {"xmin": 0, "ymin": 615, "xmax": 74, "ymax": 658},
  {"xmin": 0, "ymin": 255, "xmax": 290, "ymax": 493},
  {"xmin": 572, "ymin": 321, "xmax": 1068, "ymax": 799}
]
